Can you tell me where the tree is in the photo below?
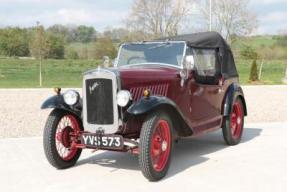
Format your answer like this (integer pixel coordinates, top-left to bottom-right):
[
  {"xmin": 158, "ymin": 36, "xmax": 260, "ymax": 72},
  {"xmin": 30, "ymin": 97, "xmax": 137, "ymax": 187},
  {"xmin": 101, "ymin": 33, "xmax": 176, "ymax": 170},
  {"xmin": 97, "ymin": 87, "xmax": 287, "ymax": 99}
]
[
  {"xmin": 46, "ymin": 33, "xmax": 65, "ymax": 59},
  {"xmin": 0, "ymin": 27, "xmax": 30, "ymax": 57},
  {"xmin": 126, "ymin": 0, "xmax": 195, "ymax": 39},
  {"xmin": 103, "ymin": 27, "xmax": 130, "ymax": 42},
  {"xmin": 47, "ymin": 24, "xmax": 70, "ymax": 43},
  {"xmin": 30, "ymin": 23, "xmax": 50, "ymax": 87},
  {"xmin": 274, "ymin": 35, "xmax": 287, "ymax": 47},
  {"xmin": 240, "ymin": 45, "xmax": 257, "ymax": 60},
  {"xmin": 95, "ymin": 37, "xmax": 117, "ymax": 60},
  {"xmin": 76, "ymin": 25, "xmax": 96, "ymax": 43},
  {"xmin": 65, "ymin": 48, "xmax": 79, "ymax": 59},
  {"xmin": 30, "ymin": 25, "xmax": 50, "ymax": 59},
  {"xmin": 201, "ymin": 0, "xmax": 257, "ymax": 43},
  {"xmin": 249, "ymin": 59, "xmax": 258, "ymax": 82},
  {"xmin": 283, "ymin": 66, "xmax": 287, "ymax": 84},
  {"xmin": 277, "ymin": 31, "xmax": 287, "ymax": 83},
  {"xmin": 239, "ymin": 44, "xmax": 259, "ymax": 82}
]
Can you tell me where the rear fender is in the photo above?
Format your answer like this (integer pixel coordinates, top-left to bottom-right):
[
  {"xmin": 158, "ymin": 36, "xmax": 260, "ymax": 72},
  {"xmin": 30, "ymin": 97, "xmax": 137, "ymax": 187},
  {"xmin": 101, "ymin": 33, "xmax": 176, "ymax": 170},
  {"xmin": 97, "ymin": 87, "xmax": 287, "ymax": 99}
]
[{"xmin": 222, "ymin": 84, "xmax": 247, "ymax": 116}]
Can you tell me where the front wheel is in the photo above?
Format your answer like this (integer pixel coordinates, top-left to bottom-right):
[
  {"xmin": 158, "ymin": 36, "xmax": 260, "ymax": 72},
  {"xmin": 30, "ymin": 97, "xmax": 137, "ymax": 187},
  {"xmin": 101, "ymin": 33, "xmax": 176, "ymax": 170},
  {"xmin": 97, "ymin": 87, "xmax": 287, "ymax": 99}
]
[
  {"xmin": 222, "ymin": 97, "xmax": 244, "ymax": 145},
  {"xmin": 43, "ymin": 109, "xmax": 82, "ymax": 169},
  {"xmin": 139, "ymin": 111, "xmax": 173, "ymax": 181}
]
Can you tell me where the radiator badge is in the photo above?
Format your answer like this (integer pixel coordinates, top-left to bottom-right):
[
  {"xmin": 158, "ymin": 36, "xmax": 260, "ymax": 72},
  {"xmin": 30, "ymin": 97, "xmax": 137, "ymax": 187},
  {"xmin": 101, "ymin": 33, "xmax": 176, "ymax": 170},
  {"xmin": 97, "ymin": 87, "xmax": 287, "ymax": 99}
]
[
  {"xmin": 89, "ymin": 82, "xmax": 100, "ymax": 94},
  {"xmin": 96, "ymin": 127, "xmax": 105, "ymax": 134}
]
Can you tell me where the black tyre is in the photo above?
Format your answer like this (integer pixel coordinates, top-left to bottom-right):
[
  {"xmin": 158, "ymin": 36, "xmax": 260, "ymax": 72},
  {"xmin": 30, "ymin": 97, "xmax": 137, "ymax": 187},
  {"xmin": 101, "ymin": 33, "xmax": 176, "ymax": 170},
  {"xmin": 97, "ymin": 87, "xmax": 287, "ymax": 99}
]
[
  {"xmin": 222, "ymin": 97, "xmax": 244, "ymax": 145},
  {"xmin": 43, "ymin": 109, "xmax": 82, "ymax": 169},
  {"xmin": 139, "ymin": 111, "xmax": 174, "ymax": 181}
]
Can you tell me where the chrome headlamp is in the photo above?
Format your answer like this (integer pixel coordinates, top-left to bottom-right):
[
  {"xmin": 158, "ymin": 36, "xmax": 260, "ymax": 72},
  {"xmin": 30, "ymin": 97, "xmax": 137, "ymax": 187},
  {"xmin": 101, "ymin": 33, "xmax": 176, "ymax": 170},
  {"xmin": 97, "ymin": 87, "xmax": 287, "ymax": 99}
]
[
  {"xmin": 117, "ymin": 90, "xmax": 132, "ymax": 107},
  {"xmin": 63, "ymin": 90, "xmax": 79, "ymax": 106}
]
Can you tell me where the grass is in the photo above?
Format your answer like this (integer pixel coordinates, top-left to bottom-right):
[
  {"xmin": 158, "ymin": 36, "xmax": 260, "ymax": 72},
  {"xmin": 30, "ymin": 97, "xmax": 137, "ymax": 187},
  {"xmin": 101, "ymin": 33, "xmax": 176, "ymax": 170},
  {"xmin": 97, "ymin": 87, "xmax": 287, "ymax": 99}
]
[
  {"xmin": 0, "ymin": 58, "xmax": 286, "ymax": 88},
  {"xmin": 245, "ymin": 35, "xmax": 277, "ymax": 48},
  {"xmin": 0, "ymin": 58, "xmax": 100, "ymax": 88},
  {"xmin": 234, "ymin": 35, "xmax": 277, "ymax": 49},
  {"xmin": 236, "ymin": 59, "xmax": 286, "ymax": 85}
]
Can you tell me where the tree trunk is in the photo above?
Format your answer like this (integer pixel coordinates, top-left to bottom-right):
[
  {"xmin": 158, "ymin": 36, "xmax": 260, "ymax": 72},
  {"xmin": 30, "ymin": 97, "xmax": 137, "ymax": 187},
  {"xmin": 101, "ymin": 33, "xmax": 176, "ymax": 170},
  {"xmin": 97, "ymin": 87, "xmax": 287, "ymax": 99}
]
[
  {"xmin": 283, "ymin": 66, "xmax": 287, "ymax": 84},
  {"xmin": 39, "ymin": 55, "xmax": 42, "ymax": 87}
]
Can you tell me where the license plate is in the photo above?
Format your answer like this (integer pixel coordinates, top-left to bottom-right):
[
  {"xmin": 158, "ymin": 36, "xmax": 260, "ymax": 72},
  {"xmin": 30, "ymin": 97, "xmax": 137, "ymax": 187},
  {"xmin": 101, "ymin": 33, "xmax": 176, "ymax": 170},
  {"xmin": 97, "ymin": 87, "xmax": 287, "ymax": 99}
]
[{"xmin": 81, "ymin": 134, "xmax": 123, "ymax": 149}]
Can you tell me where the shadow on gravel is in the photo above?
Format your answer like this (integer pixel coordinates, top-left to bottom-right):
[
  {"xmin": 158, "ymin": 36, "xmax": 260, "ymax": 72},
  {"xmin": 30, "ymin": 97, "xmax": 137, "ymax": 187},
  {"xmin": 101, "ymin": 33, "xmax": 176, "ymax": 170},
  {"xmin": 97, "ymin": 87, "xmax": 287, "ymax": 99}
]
[{"xmin": 77, "ymin": 127, "xmax": 262, "ymax": 179}]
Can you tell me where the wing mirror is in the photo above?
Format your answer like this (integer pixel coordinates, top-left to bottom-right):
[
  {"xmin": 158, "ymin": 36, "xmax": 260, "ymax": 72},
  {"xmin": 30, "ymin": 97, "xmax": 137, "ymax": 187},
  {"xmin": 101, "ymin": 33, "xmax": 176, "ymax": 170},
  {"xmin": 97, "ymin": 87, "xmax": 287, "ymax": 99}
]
[
  {"xmin": 102, "ymin": 56, "xmax": 110, "ymax": 67},
  {"xmin": 184, "ymin": 55, "xmax": 195, "ymax": 70},
  {"xmin": 180, "ymin": 55, "xmax": 195, "ymax": 87},
  {"xmin": 179, "ymin": 69, "xmax": 188, "ymax": 87}
]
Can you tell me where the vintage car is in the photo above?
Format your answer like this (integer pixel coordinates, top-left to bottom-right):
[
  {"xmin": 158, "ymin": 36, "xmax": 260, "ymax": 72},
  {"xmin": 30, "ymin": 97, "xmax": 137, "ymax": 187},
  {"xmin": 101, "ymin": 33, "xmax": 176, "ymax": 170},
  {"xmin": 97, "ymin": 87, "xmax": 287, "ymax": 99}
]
[{"xmin": 41, "ymin": 32, "xmax": 247, "ymax": 181}]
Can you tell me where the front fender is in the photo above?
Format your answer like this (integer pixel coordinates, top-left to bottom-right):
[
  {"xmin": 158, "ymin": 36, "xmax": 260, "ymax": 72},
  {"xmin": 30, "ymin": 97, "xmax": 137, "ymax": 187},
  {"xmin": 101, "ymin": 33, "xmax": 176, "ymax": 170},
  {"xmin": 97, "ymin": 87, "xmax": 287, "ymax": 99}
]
[
  {"xmin": 41, "ymin": 95, "xmax": 82, "ymax": 118},
  {"xmin": 126, "ymin": 96, "xmax": 180, "ymax": 116},
  {"xmin": 125, "ymin": 96, "xmax": 194, "ymax": 136}
]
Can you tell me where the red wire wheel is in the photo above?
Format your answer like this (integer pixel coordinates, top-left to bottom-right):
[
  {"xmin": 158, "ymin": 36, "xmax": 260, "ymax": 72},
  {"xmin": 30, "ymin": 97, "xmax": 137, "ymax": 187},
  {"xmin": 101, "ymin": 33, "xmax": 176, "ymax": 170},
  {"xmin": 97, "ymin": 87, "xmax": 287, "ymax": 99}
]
[
  {"xmin": 150, "ymin": 120, "xmax": 171, "ymax": 172},
  {"xmin": 222, "ymin": 98, "xmax": 245, "ymax": 145},
  {"xmin": 139, "ymin": 111, "xmax": 173, "ymax": 181},
  {"xmin": 55, "ymin": 115, "xmax": 80, "ymax": 161},
  {"xmin": 230, "ymin": 101, "xmax": 244, "ymax": 140},
  {"xmin": 43, "ymin": 109, "xmax": 82, "ymax": 169}
]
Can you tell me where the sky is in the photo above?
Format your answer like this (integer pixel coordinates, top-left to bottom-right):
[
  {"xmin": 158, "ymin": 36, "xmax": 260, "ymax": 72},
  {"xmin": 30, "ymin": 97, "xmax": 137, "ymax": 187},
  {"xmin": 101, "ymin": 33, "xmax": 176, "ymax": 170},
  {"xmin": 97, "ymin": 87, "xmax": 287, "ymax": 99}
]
[{"xmin": 0, "ymin": 0, "xmax": 286, "ymax": 35}]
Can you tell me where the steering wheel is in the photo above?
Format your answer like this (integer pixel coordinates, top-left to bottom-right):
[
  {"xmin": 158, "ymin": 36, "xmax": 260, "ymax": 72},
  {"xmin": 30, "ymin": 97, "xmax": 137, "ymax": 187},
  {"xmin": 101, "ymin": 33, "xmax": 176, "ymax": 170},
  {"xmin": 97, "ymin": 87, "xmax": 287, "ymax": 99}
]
[{"xmin": 127, "ymin": 56, "xmax": 146, "ymax": 64}]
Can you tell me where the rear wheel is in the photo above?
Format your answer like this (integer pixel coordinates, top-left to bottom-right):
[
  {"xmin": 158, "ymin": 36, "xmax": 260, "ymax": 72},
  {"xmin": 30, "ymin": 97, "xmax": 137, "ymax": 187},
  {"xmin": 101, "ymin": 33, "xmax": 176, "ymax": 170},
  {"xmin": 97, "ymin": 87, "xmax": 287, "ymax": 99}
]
[
  {"xmin": 43, "ymin": 109, "xmax": 82, "ymax": 169},
  {"xmin": 139, "ymin": 111, "xmax": 173, "ymax": 181},
  {"xmin": 222, "ymin": 97, "xmax": 244, "ymax": 145}
]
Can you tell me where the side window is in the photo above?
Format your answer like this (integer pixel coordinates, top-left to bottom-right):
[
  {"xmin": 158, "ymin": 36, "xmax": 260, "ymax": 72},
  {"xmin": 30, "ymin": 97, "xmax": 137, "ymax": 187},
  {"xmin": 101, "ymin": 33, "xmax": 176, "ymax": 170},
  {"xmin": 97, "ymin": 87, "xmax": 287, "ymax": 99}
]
[
  {"xmin": 192, "ymin": 48, "xmax": 218, "ymax": 77},
  {"xmin": 186, "ymin": 48, "xmax": 220, "ymax": 85}
]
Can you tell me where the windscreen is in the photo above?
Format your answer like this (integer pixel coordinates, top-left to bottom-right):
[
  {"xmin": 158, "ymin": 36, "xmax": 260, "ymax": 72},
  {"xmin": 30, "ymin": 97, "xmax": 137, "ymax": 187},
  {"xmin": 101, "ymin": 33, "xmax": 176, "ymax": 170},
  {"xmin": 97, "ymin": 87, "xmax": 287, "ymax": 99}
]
[{"xmin": 117, "ymin": 42, "xmax": 185, "ymax": 67}]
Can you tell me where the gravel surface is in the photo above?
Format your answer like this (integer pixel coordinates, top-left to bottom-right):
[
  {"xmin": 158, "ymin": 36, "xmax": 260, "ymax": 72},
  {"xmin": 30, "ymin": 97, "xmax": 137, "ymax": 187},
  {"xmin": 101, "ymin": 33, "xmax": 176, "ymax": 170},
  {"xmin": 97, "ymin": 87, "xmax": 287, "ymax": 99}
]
[
  {"xmin": 0, "ymin": 86, "xmax": 286, "ymax": 138},
  {"xmin": 0, "ymin": 88, "xmax": 80, "ymax": 138}
]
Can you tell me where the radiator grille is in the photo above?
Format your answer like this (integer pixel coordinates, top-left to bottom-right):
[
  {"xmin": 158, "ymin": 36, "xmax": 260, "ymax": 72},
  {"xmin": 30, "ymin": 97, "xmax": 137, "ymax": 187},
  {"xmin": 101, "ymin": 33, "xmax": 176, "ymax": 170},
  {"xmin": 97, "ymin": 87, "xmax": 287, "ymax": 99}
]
[
  {"xmin": 85, "ymin": 78, "xmax": 114, "ymax": 124},
  {"xmin": 130, "ymin": 84, "xmax": 169, "ymax": 102}
]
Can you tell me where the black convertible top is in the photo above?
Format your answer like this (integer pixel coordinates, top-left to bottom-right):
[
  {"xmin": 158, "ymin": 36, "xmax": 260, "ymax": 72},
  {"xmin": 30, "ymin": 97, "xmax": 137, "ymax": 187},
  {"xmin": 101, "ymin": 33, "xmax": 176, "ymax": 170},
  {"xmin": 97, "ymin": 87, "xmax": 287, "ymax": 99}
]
[{"xmin": 160, "ymin": 32, "xmax": 238, "ymax": 78}]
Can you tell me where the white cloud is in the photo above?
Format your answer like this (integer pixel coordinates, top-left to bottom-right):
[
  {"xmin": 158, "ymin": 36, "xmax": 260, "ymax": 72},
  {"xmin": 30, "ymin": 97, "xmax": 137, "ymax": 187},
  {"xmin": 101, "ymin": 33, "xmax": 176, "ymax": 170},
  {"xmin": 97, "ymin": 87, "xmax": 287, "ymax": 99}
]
[
  {"xmin": 260, "ymin": 11, "xmax": 287, "ymax": 25},
  {"xmin": 0, "ymin": 0, "xmax": 131, "ymax": 30},
  {"xmin": 250, "ymin": 0, "xmax": 287, "ymax": 5},
  {"xmin": 48, "ymin": 8, "xmax": 127, "ymax": 27},
  {"xmin": 53, "ymin": 9, "xmax": 94, "ymax": 24},
  {"xmin": 0, "ymin": 7, "xmax": 128, "ymax": 30},
  {"xmin": 253, "ymin": 11, "xmax": 287, "ymax": 34},
  {"xmin": 0, "ymin": 0, "xmax": 63, "ymax": 3},
  {"xmin": 0, "ymin": 0, "xmax": 285, "ymax": 34}
]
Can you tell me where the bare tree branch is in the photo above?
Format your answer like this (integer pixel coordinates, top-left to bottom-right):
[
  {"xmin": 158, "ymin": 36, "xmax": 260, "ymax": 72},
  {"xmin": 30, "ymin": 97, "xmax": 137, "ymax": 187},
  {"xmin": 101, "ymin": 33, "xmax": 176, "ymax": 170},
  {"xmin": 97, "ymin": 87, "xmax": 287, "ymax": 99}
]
[
  {"xmin": 200, "ymin": 0, "xmax": 257, "ymax": 43},
  {"xmin": 126, "ymin": 0, "xmax": 196, "ymax": 39}
]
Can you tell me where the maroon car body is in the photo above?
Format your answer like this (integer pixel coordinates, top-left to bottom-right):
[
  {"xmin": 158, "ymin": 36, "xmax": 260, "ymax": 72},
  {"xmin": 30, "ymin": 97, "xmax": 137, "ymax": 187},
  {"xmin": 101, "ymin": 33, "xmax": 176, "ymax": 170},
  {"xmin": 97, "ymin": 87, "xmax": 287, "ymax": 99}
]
[
  {"xmin": 120, "ymin": 66, "xmax": 230, "ymax": 137},
  {"xmin": 41, "ymin": 32, "xmax": 247, "ymax": 181}
]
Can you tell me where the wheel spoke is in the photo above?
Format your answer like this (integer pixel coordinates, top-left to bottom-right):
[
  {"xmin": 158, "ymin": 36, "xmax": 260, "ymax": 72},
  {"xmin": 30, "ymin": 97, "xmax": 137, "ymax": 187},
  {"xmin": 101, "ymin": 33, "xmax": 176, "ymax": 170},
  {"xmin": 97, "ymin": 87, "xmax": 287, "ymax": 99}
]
[
  {"xmin": 150, "ymin": 119, "xmax": 171, "ymax": 172},
  {"xmin": 230, "ymin": 101, "xmax": 244, "ymax": 140},
  {"xmin": 54, "ymin": 115, "xmax": 80, "ymax": 161},
  {"xmin": 56, "ymin": 132, "xmax": 62, "ymax": 142}
]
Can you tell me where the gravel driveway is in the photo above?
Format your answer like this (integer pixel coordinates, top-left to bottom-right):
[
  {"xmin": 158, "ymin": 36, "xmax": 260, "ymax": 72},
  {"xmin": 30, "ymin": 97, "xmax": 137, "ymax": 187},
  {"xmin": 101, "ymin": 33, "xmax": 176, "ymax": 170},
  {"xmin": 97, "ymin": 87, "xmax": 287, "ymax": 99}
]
[{"xmin": 0, "ymin": 86, "xmax": 287, "ymax": 138}]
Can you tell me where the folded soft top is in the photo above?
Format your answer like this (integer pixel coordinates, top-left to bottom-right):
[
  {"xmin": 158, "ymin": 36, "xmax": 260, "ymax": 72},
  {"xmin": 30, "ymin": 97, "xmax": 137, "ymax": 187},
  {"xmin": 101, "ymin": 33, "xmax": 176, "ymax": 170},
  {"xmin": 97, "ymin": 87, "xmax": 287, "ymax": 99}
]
[{"xmin": 159, "ymin": 32, "xmax": 238, "ymax": 78}]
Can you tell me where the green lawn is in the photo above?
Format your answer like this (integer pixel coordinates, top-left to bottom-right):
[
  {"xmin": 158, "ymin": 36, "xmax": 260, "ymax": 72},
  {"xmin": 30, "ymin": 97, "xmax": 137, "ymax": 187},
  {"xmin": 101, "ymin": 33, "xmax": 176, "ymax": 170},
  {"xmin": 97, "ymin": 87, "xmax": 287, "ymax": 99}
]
[
  {"xmin": 233, "ymin": 35, "xmax": 277, "ymax": 49},
  {"xmin": 236, "ymin": 59, "xmax": 286, "ymax": 84},
  {"xmin": 246, "ymin": 36, "xmax": 277, "ymax": 48},
  {"xmin": 0, "ymin": 58, "xmax": 100, "ymax": 88},
  {"xmin": 0, "ymin": 58, "xmax": 286, "ymax": 88}
]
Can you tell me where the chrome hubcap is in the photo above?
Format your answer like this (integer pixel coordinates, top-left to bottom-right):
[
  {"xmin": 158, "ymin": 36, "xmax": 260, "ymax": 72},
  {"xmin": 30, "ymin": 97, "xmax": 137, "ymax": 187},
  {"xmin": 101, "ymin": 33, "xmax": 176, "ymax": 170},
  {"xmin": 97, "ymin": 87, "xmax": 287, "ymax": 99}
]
[{"xmin": 161, "ymin": 140, "xmax": 167, "ymax": 152}]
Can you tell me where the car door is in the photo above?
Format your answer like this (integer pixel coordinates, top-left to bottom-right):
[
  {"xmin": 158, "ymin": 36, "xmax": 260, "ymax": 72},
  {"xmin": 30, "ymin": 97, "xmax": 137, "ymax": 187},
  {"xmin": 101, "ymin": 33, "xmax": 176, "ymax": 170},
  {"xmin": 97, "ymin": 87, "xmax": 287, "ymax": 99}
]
[{"xmin": 187, "ymin": 48, "xmax": 224, "ymax": 133}]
